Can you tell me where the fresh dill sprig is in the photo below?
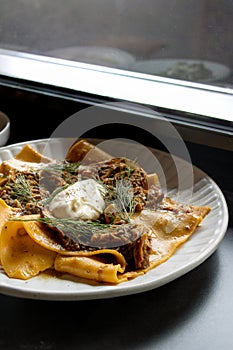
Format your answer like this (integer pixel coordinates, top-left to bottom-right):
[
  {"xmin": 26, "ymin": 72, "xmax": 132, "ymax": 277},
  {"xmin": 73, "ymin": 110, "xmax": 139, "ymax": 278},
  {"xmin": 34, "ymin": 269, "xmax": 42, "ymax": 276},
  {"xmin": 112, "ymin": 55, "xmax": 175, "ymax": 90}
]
[
  {"xmin": 95, "ymin": 175, "xmax": 137, "ymax": 222},
  {"xmin": 124, "ymin": 158, "xmax": 139, "ymax": 177},
  {"xmin": 114, "ymin": 179, "xmax": 136, "ymax": 221},
  {"xmin": 41, "ymin": 161, "xmax": 81, "ymax": 174},
  {"xmin": 11, "ymin": 216, "xmax": 111, "ymax": 243},
  {"xmin": 11, "ymin": 174, "xmax": 34, "ymax": 204},
  {"xmin": 40, "ymin": 160, "xmax": 82, "ymax": 185},
  {"xmin": 39, "ymin": 217, "xmax": 109, "ymax": 230}
]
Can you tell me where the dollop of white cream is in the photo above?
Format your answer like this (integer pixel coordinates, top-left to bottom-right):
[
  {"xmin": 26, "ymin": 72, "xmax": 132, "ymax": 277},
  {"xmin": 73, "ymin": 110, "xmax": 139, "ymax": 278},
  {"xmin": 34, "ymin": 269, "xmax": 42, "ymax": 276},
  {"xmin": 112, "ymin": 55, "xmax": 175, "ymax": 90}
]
[{"xmin": 49, "ymin": 179, "xmax": 105, "ymax": 220}]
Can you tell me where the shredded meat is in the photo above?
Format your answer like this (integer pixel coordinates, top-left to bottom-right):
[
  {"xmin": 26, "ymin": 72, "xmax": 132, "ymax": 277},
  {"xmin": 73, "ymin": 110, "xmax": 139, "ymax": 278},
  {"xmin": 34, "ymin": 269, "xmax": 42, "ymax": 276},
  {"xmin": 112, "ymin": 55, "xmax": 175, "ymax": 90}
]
[
  {"xmin": 0, "ymin": 156, "xmax": 160, "ymax": 271},
  {"xmin": 0, "ymin": 171, "xmax": 48, "ymax": 214},
  {"xmin": 41, "ymin": 214, "xmax": 153, "ymax": 270},
  {"xmin": 79, "ymin": 157, "xmax": 163, "ymax": 212},
  {"xmin": 91, "ymin": 223, "xmax": 153, "ymax": 269},
  {"xmin": 118, "ymin": 231, "xmax": 153, "ymax": 270}
]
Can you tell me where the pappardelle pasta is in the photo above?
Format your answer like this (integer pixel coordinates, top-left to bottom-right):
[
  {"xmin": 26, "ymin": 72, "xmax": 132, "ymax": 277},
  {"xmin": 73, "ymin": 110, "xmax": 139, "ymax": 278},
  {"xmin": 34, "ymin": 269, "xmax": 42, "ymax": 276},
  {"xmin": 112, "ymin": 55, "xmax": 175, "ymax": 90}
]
[{"xmin": 0, "ymin": 139, "xmax": 210, "ymax": 284}]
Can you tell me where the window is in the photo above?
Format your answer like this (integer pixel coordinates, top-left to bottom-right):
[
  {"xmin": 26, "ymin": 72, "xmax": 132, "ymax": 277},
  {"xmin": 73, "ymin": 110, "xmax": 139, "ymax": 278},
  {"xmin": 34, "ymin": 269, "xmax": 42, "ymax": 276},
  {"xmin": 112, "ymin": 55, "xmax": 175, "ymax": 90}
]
[{"xmin": 0, "ymin": 0, "xmax": 232, "ymax": 142}]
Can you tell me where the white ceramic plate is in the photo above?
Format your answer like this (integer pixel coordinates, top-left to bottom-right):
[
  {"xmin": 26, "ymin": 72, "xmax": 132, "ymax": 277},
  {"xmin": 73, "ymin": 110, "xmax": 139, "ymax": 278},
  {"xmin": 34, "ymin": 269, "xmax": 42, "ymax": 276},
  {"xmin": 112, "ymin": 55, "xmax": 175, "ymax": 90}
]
[
  {"xmin": 0, "ymin": 139, "xmax": 229, "ymax": 300},
  {"xmin": 131, "ymin": 58, "xmax": 231, "ymax": 82},
  {"xmin": 46, "ymin": 46, "xmax": 135, "ymax": 68}
]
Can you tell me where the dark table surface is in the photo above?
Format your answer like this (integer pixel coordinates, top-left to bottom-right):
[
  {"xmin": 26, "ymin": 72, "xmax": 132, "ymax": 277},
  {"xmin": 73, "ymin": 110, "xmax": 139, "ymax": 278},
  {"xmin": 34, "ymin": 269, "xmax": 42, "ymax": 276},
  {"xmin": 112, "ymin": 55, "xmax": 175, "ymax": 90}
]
[{"xmin": 0, "ymin": 88, "xmax": 232, "ymax": 350}]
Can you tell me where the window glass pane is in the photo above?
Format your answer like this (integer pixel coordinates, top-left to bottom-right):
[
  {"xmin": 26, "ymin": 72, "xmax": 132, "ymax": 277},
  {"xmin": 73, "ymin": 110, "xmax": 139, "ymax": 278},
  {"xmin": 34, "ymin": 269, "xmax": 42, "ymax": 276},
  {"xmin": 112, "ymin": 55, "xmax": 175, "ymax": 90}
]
[{"xmin": 0, "ymin": 0, "xmax": 232, "ymax": 87}]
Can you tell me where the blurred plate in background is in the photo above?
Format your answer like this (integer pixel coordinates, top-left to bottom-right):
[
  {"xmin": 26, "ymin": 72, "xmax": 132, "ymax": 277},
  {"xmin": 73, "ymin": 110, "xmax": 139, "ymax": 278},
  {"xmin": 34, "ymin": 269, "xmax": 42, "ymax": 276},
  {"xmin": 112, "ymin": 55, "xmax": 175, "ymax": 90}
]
[
  {"xmin": 131, "ymin": 58, "xmax": 231, "ymax": 82},
  {"xmin": 46, "ymin": 45, "xmax": 135, "ymax": 68}
]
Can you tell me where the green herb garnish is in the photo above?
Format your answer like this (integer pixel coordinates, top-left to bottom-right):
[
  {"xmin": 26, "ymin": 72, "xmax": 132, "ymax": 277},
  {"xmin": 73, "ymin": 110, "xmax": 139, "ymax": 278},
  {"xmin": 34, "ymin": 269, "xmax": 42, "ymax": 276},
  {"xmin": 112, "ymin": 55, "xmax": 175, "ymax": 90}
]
[
  {"xmin": 96, "ymin": 176, "xmax": 137, "ymax": 222},
  {"xmin": 11, "ymin": 216, "xmax": 111, "ymax": 243},
  {"xmin": 41, "ymin": 161, "xmax": 81, "ymax": 174},
  {"xmin": 114, "ymin": 179, "xmax": 136, "ymax": 220},
  {"xmin": 11, "ymin": 174, "xmax": 34, "ymax": 204}
]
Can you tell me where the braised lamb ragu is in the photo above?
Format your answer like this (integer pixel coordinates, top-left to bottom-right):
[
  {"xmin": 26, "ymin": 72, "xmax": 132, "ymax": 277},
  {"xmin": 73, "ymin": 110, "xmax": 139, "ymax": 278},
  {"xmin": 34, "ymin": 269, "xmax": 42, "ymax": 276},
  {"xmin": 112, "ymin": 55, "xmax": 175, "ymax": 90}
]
[{"xmin": 0, "ymin": 139, "xmax": 211, "ymax": 283}]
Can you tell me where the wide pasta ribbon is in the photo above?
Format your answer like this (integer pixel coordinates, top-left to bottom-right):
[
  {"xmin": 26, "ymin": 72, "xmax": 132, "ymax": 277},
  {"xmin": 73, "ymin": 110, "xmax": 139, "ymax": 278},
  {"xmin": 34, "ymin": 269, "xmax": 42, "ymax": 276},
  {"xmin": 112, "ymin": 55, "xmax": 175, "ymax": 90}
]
[
  {"xmin": 0, "ymin": 219, "xmax": 56, "ymax": 280},
  {"xmin": 0, "ymin": 215, "xmax": 129, "ymax": 283}
]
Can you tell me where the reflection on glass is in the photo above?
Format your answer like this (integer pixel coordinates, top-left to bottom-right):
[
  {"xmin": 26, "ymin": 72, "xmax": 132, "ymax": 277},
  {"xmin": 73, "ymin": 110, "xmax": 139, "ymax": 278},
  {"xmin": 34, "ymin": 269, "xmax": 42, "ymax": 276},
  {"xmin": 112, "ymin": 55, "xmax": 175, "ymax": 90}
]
[{"xmin": 0, "ymin": 0, "xmax": 232, "ymax": 86}]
